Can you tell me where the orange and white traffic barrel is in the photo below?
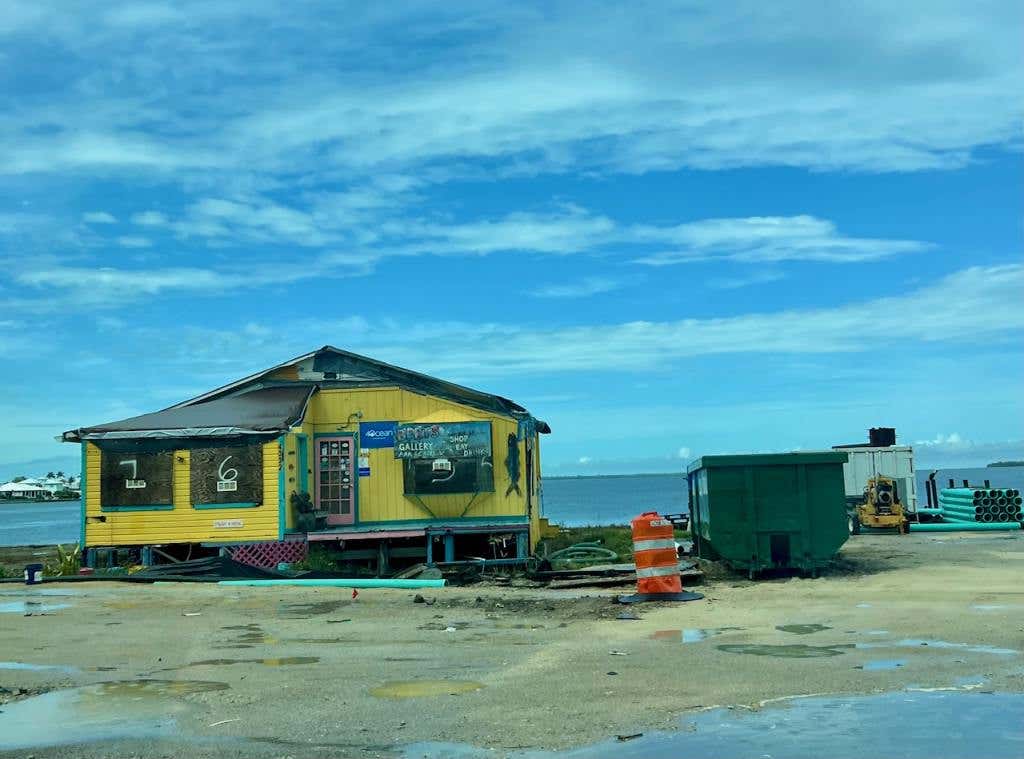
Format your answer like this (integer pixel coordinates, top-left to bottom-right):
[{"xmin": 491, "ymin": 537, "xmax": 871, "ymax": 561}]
[{"xmin": 619, "ymin": 511, "xmax": 703, "ymax": 604}]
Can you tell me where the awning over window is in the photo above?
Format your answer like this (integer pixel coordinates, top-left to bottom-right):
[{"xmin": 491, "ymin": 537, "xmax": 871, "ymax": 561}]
[{"xmin": 62, "ymin": 385, "xmax": 315, "ymax": 443}]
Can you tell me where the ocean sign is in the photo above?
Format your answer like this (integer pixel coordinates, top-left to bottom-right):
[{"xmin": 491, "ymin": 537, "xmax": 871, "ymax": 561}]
[
  {"xmin": 360, "ymin": 421, "xmax": 398, "ymax": 449},
  {"xmin": 394, "ymin": 421, "xmax": 492, "ymax": 460}
]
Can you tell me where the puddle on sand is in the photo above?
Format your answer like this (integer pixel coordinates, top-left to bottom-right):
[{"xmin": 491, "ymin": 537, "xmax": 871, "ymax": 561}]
[
  {"xmin": 0, "ymin": 661, "xmax": 79, "ymax": 673},
  {"xmin": 717, "ymin": 643, "xmax": 854, "ymax": 658},
  {"xmin": 400, "ymin": 691, "xmax": 1024, "ymax": 758},
  {"xmin": 0, "ymin": 588, "xmax": 80, "ymax": 597},
  {"xmin": 0, "ymin": 601, "xmax": 71, "ymax": 614},
  {"xmin": 0, "ymin": 680, "xmax": 228, "ymax": 751},
  {"xmin": 419, "ymin": 621, "xmax": 472, "ymax": 631},
  {"xmin": 856, "ymin": 659, "xmax": 906, "ymax": 671},
  {"xmin": 776, "ymin": 623, "xmax": 832, "ymax": 635},
  {"xmin": 856, "ymin": 638, "xmax": 1018, "ymax": 656},
  {"xmin": 278, "ymin": 600, "xmax": 350, "ymax": 617},
  {"xmin": 370, "ymin": 680, "xmax": 484, "ymax": 699},
  {"xmin": 651, "ymin": 627, "xmax": 742, "ymax": 643}
]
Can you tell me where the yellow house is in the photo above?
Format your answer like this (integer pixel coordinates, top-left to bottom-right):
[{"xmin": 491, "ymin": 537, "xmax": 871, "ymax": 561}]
[{"xmin": 62, "ymin": 346, "xmax": 550, "ymax": 571}]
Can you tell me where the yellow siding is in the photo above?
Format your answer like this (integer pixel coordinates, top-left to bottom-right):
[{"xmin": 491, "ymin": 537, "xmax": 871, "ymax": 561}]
[
  {"xmin": 304, "ymin": 388, "xmax": 535, "ymax": 528},
  {"xmin": 85, "ymin": 440, "xmax": 281, "ymax": 547},
  {"xmin": 83, "ymin": 442, "xmax": 109, "ymax": 545}
]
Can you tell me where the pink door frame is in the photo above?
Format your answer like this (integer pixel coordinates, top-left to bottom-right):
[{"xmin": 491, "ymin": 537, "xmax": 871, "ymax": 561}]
[{"xmin": 314, "ymin": 435, "xmax": 356, "ymax": 526}]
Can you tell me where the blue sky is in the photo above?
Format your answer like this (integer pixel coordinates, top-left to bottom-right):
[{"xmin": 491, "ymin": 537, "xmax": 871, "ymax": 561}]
[{"xmin": 1, "ymin": 1, "xmax": 1022, "ymax": 477}]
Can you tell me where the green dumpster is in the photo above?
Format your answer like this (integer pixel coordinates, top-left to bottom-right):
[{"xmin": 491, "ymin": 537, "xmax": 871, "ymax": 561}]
[{"xmin": 686, "ymin": 452, "xmax": 849, "ymax": 578}]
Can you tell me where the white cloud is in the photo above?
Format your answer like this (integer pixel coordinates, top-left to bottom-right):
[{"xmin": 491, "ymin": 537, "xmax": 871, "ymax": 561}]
[
  {"xmin": 677, "ymin": 447, "xmax": 692, "ymax": 460},
  {"xmin": 707, "ymin": 270, "xmax": 786, "ymax": 290},
  {"xmin": 577, "ymin": 456, "xmax": 592, "ymax": 465},
  {"xmin": 634, "ymin": 216, "xmax": 930, "ymax": 266},
  {"xmin": 67, "ymin": 263, "xmax": 1020, "ymax": 380},
  {"xmin": 82, "ymin": 211, "xmax": 117, "ymax": 224},
  {"xmin": 99, "ymin": 198, "xmax": 929, "ymax": 271},
  {"xmin": 915, "ymin": 432, "xmax": 966, "ymax": 447},
  {"xmin": 913, "ymin": 437, "xmax": 1024, "ymax": 468},
  {"xmin": 131, "ymin": 211, "xmax": 168, "ymax": 226},
  {"xmin": 330, "ymin": 263, "xmax": 1024, "ymax": 377},
  {"xmin": 0, "ymin": 2, "xmax": 1019, "ymax": 179},
  {"xmin": 529, "ymin": 277, "xmax": 625, "ymax": 299},
  {"xmin": 117, "ymin": 236, "xmax": 151, "ymax": 248}
]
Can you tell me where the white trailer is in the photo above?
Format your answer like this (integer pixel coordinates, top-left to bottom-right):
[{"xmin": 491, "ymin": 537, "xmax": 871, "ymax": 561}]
[{"xmin": 838, "ymin": 446, "xmax": 917, "ymax": 513}]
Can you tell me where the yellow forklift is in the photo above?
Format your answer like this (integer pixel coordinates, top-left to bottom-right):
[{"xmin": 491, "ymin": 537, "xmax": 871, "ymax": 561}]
[{"xmin": 848, "ymin": 476, "xmax": 909, "ymax": 534}]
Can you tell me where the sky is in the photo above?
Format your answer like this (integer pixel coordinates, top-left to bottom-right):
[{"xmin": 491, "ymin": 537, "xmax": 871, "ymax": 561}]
[{"xmin": 1, "ymin": 1, "xmax": 1022, "ymax": 478}]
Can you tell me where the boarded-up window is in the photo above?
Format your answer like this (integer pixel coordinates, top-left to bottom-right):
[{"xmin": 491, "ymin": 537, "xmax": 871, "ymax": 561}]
[
  {"xmin": 190, "ymin": 445, "xmax": 263, "ymax": 506},
  {"xmin": 100, "ymin": 451, "xmax": 173, "ymax": 508}
]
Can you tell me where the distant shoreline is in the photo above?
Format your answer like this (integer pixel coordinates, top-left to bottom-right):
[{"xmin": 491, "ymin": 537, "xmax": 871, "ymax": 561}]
[{"xmin": 0, "ymin": 498, "xmax": 78, "ymax": 506}]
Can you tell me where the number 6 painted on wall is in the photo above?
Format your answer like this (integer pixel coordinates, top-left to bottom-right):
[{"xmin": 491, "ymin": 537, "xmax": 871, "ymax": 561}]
[{"xmin": 218, "ymin": 456, "xmax": 238, "ymax": 482}]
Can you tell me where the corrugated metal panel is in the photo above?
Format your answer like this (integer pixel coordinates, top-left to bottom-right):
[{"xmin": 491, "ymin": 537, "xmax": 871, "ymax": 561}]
[{"xmin": 840, "ymin": 447, "xmax": 917, "ymax": 511}]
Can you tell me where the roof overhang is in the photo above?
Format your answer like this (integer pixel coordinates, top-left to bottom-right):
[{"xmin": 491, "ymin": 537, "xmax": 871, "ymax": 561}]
[{"xmin": 62, "ymin": 385, "xmax": 314, "ymax": 443}]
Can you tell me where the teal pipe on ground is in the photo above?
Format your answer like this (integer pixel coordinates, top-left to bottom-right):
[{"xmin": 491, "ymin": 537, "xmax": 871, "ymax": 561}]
[
  {"xmin": 916, "ymin": 508, "xmax": 945, "ymax": 516},
  {"xmin": 939, "ymin": 509, "xmax": 981, "ymax": 519},
  {"xmin": 910, "ymin": 522, "xmax": 1021, "ymax": 533},
  {"xmin": 217, "ymin": 579, "xmax": 447, "ymax": 588}
]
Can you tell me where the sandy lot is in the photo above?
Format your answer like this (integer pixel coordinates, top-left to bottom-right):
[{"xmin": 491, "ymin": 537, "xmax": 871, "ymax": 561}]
[{"xmin": 1, "ymin": 531, "xmax": 1023, "ymax": 757}]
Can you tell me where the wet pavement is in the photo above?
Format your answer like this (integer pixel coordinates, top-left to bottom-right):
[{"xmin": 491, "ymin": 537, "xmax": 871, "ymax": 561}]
[
  {"xmin": 0, "ymin": 680, "xmax": 228, "ymax": 751},
  {"xmin": 401, "ymin": 690, "xmax": 1024, "ymax": 758},
  {"xmin": 370, "ymin": 680, "xmax": 486, "ymax": 699}
]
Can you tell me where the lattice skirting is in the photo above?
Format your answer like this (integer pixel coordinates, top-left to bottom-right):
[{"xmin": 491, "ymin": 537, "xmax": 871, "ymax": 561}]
[{"xmin": 228, "ymin": 541, "xmax": 308, "ymax": 569}]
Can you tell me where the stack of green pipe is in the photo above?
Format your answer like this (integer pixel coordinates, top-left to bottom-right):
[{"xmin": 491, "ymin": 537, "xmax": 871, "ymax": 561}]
[{"xmin": 937, "ymin": 487, "xmax": 1023, "ymax": 527}]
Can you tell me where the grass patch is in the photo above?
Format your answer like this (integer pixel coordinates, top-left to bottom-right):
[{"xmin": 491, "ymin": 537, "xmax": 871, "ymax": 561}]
[{"xmin": 292, "ymin": 545, "xmax": 342, "ymax": 573}]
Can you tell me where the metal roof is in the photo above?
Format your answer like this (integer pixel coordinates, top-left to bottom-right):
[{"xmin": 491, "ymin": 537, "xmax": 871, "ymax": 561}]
[
  {"xmin": 62, "ymin": 385, "xmax": 314, "ymax": 442},
  {"xmin": 62, "ymin": 346, "xmax": 550, "ymax": 442}
]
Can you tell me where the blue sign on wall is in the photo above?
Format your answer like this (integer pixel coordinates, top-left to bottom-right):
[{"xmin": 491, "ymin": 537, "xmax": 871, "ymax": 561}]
[{"xmin": 359, "ymin": 421, "xmax": 397, "ymax": 449}]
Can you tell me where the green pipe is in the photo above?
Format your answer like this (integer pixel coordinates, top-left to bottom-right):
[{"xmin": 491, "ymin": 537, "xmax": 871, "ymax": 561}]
[
  {"xmin": 940, "ymin": 488, "xmax": 986, "ymax": 498},
  {"xmin": 941, "ymin": 516, "xmax": 977, "ymax": 523},
  {"xmin": 1012, "ymin": 497, "xmax": 1023, "ymax": 507},
  {"xmin": 939, "ymin": 501, "xmax": 981, "ymax": 510},
  {"xmin": 938, "ymin": 498, "xmax": 983, "ymax": 508},
  {"xmin": 939, "ymin": 508, "xmax": 981, "ymax": 518},
  {"xmin": 937, "ymin": 503, "xmax": 978, "ymax": 514},
  {"xmin": 910, "ymin": 522, "xmax": 1021, "ymax": 533},
  {"xmin": 916, "ymin": 508, "xmax": 944, "ymax": 516},
  {"xmin": 217, "ymin": 579, "xmax": 447, "ymax": 588},
  {"xmin": 938, "ymin": 495, "xmax": 983, "ymax": 505}
]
